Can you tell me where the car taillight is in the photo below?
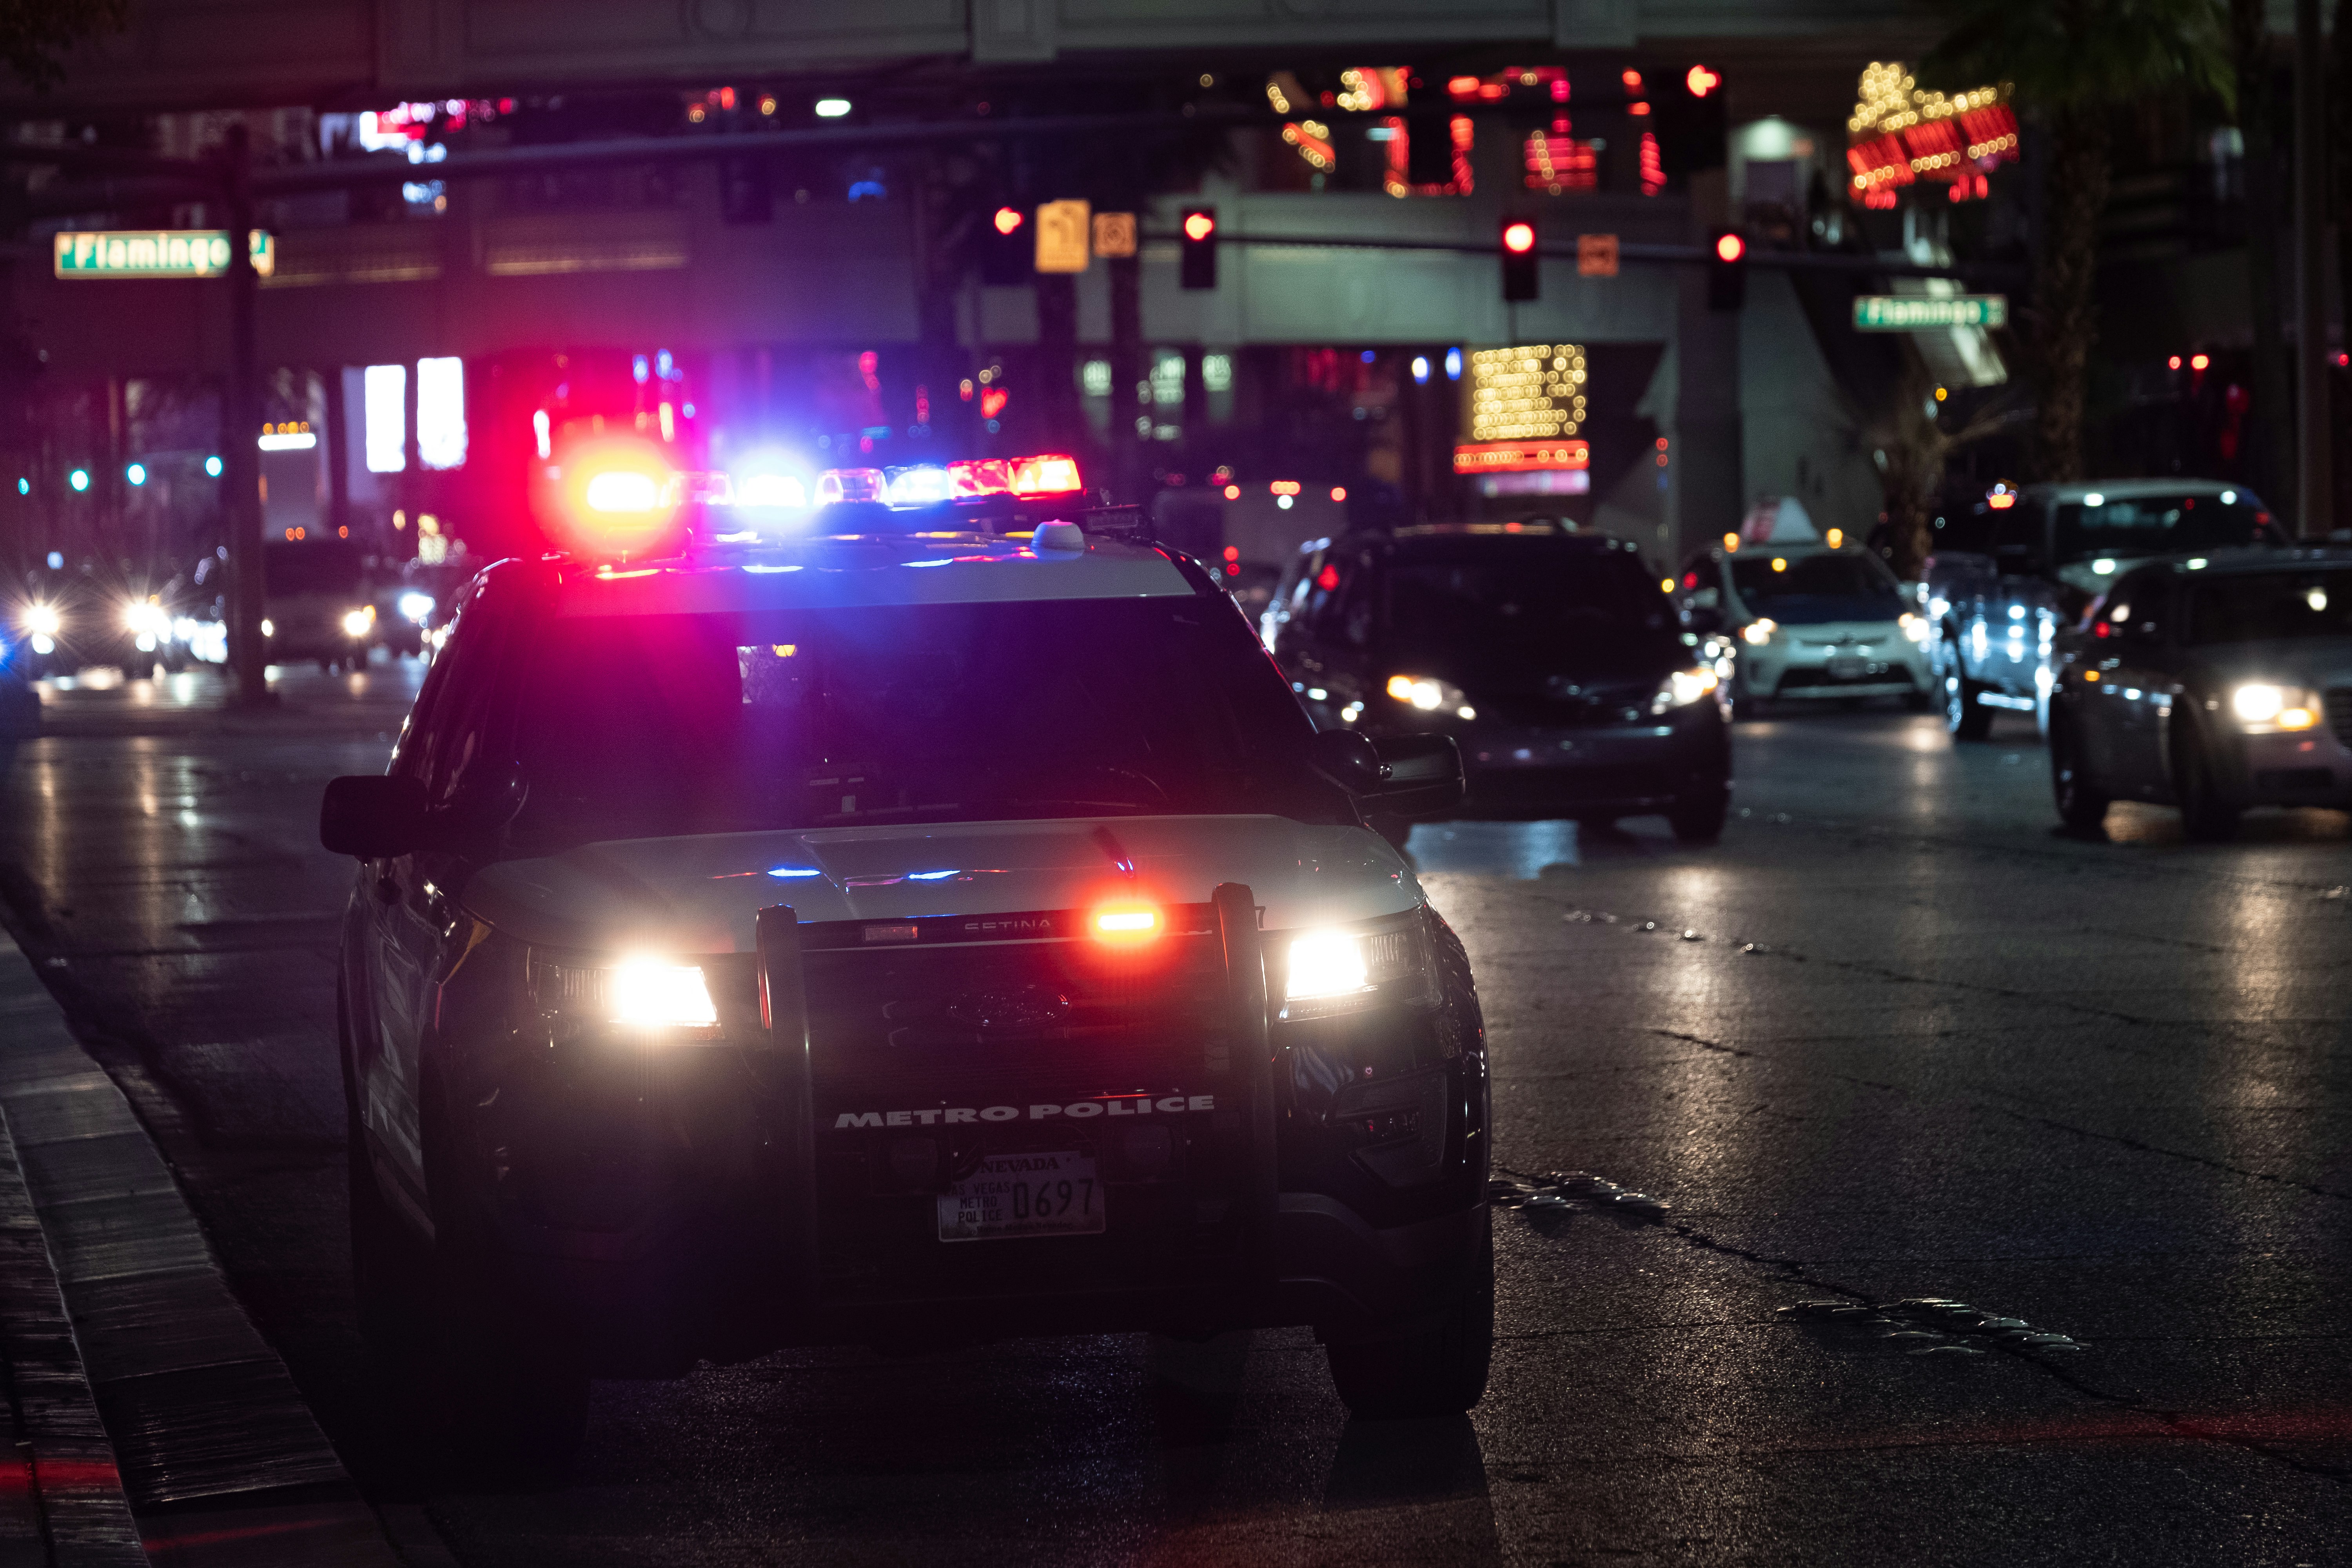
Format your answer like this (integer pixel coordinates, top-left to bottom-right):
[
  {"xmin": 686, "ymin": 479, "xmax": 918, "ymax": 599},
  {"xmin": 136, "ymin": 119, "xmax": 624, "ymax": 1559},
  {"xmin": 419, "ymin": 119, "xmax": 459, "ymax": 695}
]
[
  {"xmin": 949, "ymin": 458, "xmax": 1013, "ymax": 497},
  {"xmin": 1010, "ymin": 454, "xmax": 1083, "ymax": 496},
  {"xmin": 816, "ymin": 468, "xmax": 885, "ymax": 504}
]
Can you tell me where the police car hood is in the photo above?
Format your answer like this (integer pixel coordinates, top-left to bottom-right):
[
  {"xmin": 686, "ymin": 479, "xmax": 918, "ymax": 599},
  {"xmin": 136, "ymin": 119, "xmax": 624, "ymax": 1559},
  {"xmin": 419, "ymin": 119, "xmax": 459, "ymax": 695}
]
[{"xmin": 464, "ymin": 816, "xmax": 1423, "ymax": 955}]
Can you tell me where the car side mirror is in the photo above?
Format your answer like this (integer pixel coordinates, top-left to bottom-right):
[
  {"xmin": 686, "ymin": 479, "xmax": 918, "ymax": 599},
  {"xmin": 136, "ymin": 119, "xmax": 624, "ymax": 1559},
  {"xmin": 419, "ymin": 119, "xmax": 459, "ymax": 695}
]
[
  {"xmin": 1310, "ymin": 729, "xmax": 1385, "ymax": 792},
  {"xmin": 320, "ymin": 775, "xmax": 434, "ymax": 859},
  {"xmin": 1363, "ymin": 733, "xmax": 1466, "ymax": 818}
]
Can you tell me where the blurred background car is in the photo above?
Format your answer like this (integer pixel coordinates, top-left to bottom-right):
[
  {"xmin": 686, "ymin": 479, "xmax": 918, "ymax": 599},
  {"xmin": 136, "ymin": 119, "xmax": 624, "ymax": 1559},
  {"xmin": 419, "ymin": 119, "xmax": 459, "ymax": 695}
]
[
  {"xmin": 1677, "ymin": 540, "xmax": 1932, "ymax": 719},
  {"xmin": 1266, "ymin": 521, "xmax": 1730, "ymax": 844},
  {"xmin": 1927, "ymin": 480, "xmax": 2285, "ymax": 740},
  {"xmin": 2049, "ymin": 547, "xmax": 2352, "ymax": 840},
  {"xmin": 263, "ymin": 537, "xmax": 379, "ymax": 671}
]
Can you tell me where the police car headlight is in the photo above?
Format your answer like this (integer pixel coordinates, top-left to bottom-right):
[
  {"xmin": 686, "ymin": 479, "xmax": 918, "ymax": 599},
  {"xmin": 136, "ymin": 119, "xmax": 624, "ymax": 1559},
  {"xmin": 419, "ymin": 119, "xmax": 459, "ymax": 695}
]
[
  {"xmin": 2230, "ymin": 682, "xmax": 2322, "ymax": 734},
  {"xmin": 1899, "ymin": 612, "xmax": 1931, "ymax": 644},
  {"xmin": 1279, "ymin": 915, "xmax": 1435, "ymax": 1022},
  {"xmin": 532, "ymin": 954, "xmax": 722, "ymax": 1044},
  {"xmin": 1385, "ymin": 674, "xmax": 1474, "ymax": 720},
  {"xmin": 1651, "ymin": 667, "xmax": 1720, "ymax": 714}
]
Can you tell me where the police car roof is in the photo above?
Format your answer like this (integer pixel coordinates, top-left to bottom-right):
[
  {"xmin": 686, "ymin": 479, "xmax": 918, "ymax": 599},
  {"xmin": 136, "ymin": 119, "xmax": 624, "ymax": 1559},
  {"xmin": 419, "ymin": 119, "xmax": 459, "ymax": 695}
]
[
  {"xmin": 546, "ymin": 532, "xmax": 1202, "ymax": 617},
  {"xmin": 2025, "ymin": 478, "xmax": 2259, "ymax": 502}
]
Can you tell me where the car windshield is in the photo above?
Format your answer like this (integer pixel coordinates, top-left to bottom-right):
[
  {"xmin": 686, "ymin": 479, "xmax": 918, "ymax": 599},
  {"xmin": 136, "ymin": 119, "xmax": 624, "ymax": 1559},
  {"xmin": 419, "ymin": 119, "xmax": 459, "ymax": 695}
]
[
  {"xmin": 264, "ymin": 542, "xmax": 363, "ymax": 596},
  {"xmin": 2053, "ymin": 494, "xmax": 2275, "ymax": 565},
  {"xmin": 1729, "ymin": 553, "xmax": 1905, "ymax": 623},
  {"xmin": 508, "ymin": 596, "xmax": 1339, "ymax": 846},
  {"xmin": 1379, "ymin": 542, "xmax": 1670, "ymax": 661},
  {"xmin": 2185, "ymin": 568, "xmax": 2352, "ymax": 645}
]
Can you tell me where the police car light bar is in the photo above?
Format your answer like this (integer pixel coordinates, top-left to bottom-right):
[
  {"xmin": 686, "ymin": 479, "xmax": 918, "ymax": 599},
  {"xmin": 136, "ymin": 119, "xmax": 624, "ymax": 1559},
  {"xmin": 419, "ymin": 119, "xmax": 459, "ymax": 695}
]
[
  {"xmin": 1091, "ymin": 898, "xmax": 1163, "ymax": 944},
  {"xmin": 882, "ymin": 465, "xmax": 954, "ymax": 508}
]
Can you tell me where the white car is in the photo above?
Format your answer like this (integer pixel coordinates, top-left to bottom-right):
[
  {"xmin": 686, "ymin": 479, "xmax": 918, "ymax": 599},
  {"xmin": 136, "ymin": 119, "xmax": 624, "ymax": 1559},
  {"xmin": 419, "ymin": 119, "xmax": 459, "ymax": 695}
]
[{"xmin": 1677, "ymin": 541, "xmax": 1934, "ymax": 717}]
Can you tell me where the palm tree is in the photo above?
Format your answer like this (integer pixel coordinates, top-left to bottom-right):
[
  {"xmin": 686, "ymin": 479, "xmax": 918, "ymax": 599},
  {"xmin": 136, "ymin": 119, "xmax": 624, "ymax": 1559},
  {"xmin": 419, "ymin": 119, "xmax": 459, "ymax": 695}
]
[{"xmin": 1922, "ymin": 0, "xmax": 2233, "ymax": 481}]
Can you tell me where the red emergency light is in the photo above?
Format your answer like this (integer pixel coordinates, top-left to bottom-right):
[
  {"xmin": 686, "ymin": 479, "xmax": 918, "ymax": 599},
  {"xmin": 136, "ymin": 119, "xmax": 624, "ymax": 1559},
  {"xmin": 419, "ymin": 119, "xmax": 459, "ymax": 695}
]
[
  {"xmin": 558, "ymin": 437, "xmax": 685, "ymax": 557},
  {"xmin": 1714, "ymin": 232, "xmax": 1746, "ymax": 263},
  {"xmin": 1182, "ymin": 211, "xmax": 1216, "ymax": 243},
  {"xmin": 1686, "ymin": 64, "xmax": 1720, "ymax": 98},
  {"xmin": 949, "ymin": 458, "xmax": 1013, "ymax": 497},
  {"xmin": 993, "ymin": 206, "xmax": 1024, "ymax": 236},
  {"xmin": 1010, "ymin": 454, "xmax": 1083, "ymax": 496}
]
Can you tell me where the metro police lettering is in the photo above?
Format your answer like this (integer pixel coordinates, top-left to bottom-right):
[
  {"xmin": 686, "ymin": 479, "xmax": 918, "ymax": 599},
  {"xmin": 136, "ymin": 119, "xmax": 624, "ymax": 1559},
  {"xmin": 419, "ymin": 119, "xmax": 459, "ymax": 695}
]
[{"xmin": 833, "ymin": 1094, "xmax": 1213, "ymax": 1130}]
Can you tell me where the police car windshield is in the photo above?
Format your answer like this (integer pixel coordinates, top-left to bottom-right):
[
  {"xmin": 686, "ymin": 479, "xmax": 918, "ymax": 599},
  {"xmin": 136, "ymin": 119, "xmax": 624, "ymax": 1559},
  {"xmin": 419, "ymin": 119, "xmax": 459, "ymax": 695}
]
[
  {"xmin": 1730, "ymin": 553, "xmax": 1904, "ymax": 623},
  {"xmin": 510, "ymin": 597, "xmax": 1337, "ymax": 844},
  {"xmin": 2185, "ymin": 568, "xmax": 2352, "ymax": 645},
  {"xmin": 2054, "ymin": 494, "xmax": 2274, "ymax": 564}
]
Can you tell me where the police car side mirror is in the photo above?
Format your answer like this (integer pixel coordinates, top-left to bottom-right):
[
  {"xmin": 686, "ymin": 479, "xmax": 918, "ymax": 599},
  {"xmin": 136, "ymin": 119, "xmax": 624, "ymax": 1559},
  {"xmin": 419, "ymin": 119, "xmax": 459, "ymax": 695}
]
[
  {"xmin": 1364, "ymin": 733, "xmax": 1466, "ymax": 818},
  {"xmin": 1310, "ymin": 730, "xmax": 1384, "ymax": 791},
  {"xmin": 320, "ymin": 775, "xmax": 433, "ymax": 859}
]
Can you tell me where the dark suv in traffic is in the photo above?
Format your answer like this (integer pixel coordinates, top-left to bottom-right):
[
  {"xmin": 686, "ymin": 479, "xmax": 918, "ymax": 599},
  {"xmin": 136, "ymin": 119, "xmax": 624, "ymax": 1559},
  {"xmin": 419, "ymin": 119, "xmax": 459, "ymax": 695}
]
[
  {"xmin": 1926, "ymin": 480, "xmax": 2285, "ymax": 739},
  {"xmin": 1263, "ymin": 523, "xmax": 1730, "ymax": 842}
]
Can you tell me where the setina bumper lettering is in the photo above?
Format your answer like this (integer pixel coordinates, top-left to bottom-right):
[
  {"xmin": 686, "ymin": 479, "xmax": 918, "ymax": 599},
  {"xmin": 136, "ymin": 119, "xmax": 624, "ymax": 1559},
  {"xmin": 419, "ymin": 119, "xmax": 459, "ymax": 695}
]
[{"xmin": 836, "ymin": 1093, "xmax": 1216, "ymax": 1129}]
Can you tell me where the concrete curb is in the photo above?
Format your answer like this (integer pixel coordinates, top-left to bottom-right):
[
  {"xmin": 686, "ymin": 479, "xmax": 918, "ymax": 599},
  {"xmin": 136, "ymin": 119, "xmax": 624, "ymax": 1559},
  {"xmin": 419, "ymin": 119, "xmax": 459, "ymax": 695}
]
[{"xmin": 0, "ymin": 936, "xmax": 400, "ymax": 1566}]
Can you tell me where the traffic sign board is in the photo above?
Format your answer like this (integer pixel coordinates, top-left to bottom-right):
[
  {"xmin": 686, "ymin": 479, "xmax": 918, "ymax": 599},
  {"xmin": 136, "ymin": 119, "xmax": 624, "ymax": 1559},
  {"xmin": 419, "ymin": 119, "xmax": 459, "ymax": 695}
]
[
  {"xmin": 1091, "ymin": 211, "xmax": 1136, "ymax": 259},
  {"xmin": 53, "ymin": 229, "xmax": 274, "ymax": 279},
  {"xmin": 1852, "ymin": 293, "xmax": 2008, "ymax": 330},
  {"xmin": 1034, "ymin": 200, "xmax": 1091, "ymax": 273},
  {"xmin": 1576, "ymin": 234, "xmax": 1619, "ymax": 277}
]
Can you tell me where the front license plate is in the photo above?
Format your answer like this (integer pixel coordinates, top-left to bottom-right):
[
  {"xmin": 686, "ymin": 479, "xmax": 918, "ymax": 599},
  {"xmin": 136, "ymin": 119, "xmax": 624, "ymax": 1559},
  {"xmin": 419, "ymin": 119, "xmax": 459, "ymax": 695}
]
[
  {"xmin": 937, "ymin": 1151, "xmax": 1105, "ymax": 1242},
  {"xmin": 1826, "ymin": 655, "xmax": 1870, "ymax": 679}
]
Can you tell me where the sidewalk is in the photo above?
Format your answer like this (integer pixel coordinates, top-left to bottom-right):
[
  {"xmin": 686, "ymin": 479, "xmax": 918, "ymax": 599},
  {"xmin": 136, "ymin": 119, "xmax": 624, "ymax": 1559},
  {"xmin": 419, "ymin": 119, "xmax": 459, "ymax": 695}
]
[{"xmin": 0, "ymin": 935, "xmax": 401, "ymax": 1566}]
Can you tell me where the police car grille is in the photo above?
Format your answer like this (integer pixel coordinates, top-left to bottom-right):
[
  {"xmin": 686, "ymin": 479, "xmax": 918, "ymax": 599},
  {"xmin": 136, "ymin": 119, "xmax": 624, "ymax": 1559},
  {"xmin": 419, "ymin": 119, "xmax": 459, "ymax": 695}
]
[{"xmin": 800, "ymin": 927, "xmax": 1260, "ymax": 1304}]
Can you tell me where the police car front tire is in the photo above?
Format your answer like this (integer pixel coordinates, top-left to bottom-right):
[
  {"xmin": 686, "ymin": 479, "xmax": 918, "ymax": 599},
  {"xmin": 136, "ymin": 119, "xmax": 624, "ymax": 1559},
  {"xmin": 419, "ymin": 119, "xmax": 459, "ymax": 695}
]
[{"xmin": 1325, "ymin": 1218, "xmax": 1493, "ymax": 1419}]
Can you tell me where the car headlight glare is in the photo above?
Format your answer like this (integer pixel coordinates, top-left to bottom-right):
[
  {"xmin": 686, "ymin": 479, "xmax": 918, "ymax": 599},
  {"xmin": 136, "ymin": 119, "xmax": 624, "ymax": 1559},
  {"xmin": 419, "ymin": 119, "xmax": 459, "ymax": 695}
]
[
  {"xmin": 1280, "ymin": 917, "xmax": 1436, "ymax": 1021},
  {"xmin": 2230, "ymin": 682, "xmax": 2321, "ymax": 734},
  {"xmin": 397, "ymin": 591, "xmax": 435, "ymax": 624},
  {"xmin": 534, "ymin": 954, "xmax": 722, "ymax": 1043},
  {"xmin": 1899, "ymin": 612, "xmax": 1931, "ymax": 643},
  {"xmin": 1385, "ymin": 673, "xmax": 1473, "ymax": 719},
  {"xmin": 341, "ymin": 606, "xmax": 377, "ymax": 639},
  {"xmin": 1741, "ymin": 617, "xmax": 1777, "ymax": 646},
  {"xmin": 1652, "ymin": 666, "xmax": 1720, "ymax": 714},
  {"xmin": 24, "ymin": 605, "xmax": 61, "ymax": 639}
]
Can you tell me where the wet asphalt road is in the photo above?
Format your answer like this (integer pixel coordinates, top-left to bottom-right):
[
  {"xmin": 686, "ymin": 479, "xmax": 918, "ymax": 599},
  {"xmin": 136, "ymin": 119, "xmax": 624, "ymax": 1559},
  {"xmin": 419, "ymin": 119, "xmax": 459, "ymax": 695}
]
[{"xmin": 2, "ymin": 663, "xmax": 2349, "ymax": 1565}]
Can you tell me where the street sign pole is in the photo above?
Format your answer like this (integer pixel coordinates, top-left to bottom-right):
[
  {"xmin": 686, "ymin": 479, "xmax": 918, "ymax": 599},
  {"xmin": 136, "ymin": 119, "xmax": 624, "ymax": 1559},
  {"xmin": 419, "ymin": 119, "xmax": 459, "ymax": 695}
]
[{"xmin": 221, "ymin": 124, "xmax": 270, "ymax": 708}]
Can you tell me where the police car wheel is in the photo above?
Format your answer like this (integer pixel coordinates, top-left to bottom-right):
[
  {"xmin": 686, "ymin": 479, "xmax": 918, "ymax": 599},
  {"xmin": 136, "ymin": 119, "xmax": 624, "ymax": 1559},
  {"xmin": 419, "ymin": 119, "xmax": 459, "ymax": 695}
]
[
  {"xmin": 1668, "ymin": 783, "xmax": 1729, "ymax": 846},
  {"xmin": 1325, "ymin": 1219, "xmax": 1493, "ymax": 1419},
  {"xmin": 2172, "ymin": 715, "xmax": 2241, "ymax": 843}
]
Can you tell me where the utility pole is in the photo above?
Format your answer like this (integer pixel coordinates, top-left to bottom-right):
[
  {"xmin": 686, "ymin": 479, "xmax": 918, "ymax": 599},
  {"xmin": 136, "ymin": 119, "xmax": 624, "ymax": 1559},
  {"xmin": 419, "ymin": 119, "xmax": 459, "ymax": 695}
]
[
  {"xmin": 2294, "ymin": 0, "xmax": 2332, "ymax": 537},
  {"xmin": 220, "ymin": 122, "xmax": 270, "ymax": 704}
]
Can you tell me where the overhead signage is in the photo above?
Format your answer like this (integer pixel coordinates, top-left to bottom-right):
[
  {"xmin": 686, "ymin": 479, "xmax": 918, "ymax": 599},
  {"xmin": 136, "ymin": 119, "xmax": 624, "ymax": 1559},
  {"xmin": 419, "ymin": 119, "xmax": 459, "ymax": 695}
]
[
  {"xmin": 1454, "ymin": 439, "xmax": 1589, "ymax": 475},
  {"xmin": 53, "ymin": 229, "xmax": 275, "ymax": 279},
  {"xmin": 1576, "ymin": 233, "xmax": 1619, "ymax": 277},
  {"xmin": 1852, "ymin": 293, "xmax": 2007, "ymax": 330},
  {"xmin": 1034, "ymin": 200, "xmax": 1091, "ymax": 274},
  {"xmin": 1461, "ymin": 343, "xmax": 1589, "ymax": 460}
]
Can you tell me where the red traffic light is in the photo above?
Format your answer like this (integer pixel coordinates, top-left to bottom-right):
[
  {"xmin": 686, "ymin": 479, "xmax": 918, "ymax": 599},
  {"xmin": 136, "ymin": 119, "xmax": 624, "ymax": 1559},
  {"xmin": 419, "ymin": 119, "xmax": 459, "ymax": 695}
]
[
  {"xmin": 1182, "ymin": 210, "xmax": 1216, "ymax": 242},
  {"xmin": 1714, "ymin": 231, "xmax": 1745, "ymax": 263},
  {"xmin": 1502, "ymin": 221, "xmax": 1536, "ymax": 254},
  {"xmin": 993, "ymin": 206, "xmax": 1024, "ymax": 236},
  {"xmin": 1686, "ymin": 64, "xmax": 1720, "ymax": 98}
]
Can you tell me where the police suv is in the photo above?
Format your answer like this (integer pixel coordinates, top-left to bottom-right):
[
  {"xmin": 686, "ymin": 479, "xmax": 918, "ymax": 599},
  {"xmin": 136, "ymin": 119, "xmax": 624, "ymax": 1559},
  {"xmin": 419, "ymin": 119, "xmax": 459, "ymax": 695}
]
[{"xmin": 321, "ymin": 457, "xmax": 1490, "ymax": 1468}]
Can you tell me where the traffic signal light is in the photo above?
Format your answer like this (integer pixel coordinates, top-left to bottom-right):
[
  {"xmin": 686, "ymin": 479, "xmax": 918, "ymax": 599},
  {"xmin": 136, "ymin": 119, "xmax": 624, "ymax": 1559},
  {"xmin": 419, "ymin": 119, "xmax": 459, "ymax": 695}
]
[
  {"xmin": 1500, "ymin": 217, "xmax": 1538, "ymax": 302},
  {"xmin": 1655, "ymin": 63, "xmax": 1728, "ymax": 177},
  {"xmin": 1180, "ymin": 207, "xmax": 1217, "ymax": 290},
  {"xmin": 1707, "ymin": 228, "xmax": 1747, "ymax": 310},
  {"xmin": 981, "ymin": 204, "xmax": 1030, "ymax": 285}
]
